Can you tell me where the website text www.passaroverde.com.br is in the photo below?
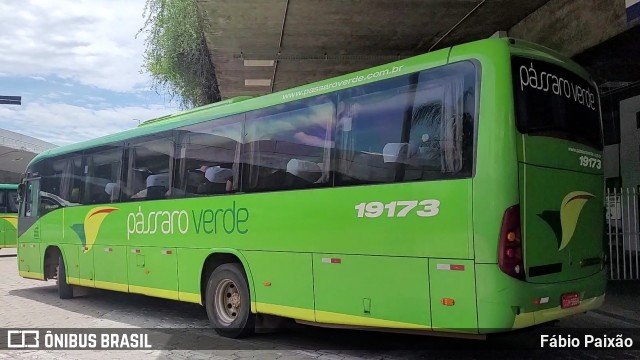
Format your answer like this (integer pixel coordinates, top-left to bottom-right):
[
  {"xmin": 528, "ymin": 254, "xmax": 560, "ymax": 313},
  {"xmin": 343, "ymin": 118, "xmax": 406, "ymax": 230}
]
[{"xmin": 282, "ymin": 65, "xmax": 405, "ymax": 100}]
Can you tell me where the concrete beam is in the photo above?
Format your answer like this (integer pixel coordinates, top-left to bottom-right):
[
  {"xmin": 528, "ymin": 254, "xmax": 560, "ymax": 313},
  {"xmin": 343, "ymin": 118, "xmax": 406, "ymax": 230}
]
[
  {"xmin": 0, "ymin": 169, "xmax": 21, "ymax": 184},
  {"xmin": 509, "ymin": 0, "xmax": 628, "ymax": 57},
  {"xmin": 196, "ymin": 0, "xmax": 550, "ymax": 99}
]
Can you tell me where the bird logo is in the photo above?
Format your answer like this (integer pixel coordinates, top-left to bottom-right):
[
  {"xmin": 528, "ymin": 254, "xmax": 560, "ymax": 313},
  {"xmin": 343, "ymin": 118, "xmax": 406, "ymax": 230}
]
[
  {"xmin": 538, "ymin": 191, "xmax": 595, "ymax": 251},
  {"xmin": 70, "ymin": 207, "xmax": 118, "ymax": 253}
]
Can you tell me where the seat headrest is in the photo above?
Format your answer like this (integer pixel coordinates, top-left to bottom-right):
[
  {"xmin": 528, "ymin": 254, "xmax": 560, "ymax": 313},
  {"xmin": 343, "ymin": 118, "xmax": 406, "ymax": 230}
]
[
  {"xmin": 105, "ymin": 182, "xmax": 119, "ymax": 195},
  {"xmin": 286, "ymin": 159, "xmax": 323, "ymax": 183},
  {"xmin": 382, "ymin": 143, "xmax": 412, "ymax": 163},
  {"xmin": 286, "ymin": 159, "xmax": 322, "ymax": 176},
  {"xmin": 146, "ymin": 173, "xmax": 169, "ymax": 188},
  {"xmin": 205, "ymin": 166, "xmax": 233, "ymax": 183}
]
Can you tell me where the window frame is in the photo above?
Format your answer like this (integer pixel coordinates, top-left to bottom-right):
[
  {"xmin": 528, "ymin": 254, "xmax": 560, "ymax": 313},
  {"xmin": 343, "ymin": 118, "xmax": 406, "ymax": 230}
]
[
  {"xmin": 173, "ymin": 115, "xmax": 244, "ymax": 198},
  {"xmin": 241, "ymin": 94, "xmax": 337, "ymax": 193},
  {"xmin": 124, "ymin": 132, "xmax": 176, "ymax": 202},
  {"xmin": 81, "ymin": 144, "xmax": 126, "ymax": 205},
  {"xmin": 332, "ymin": 60, "xmax": 479, "ymax": 187}
]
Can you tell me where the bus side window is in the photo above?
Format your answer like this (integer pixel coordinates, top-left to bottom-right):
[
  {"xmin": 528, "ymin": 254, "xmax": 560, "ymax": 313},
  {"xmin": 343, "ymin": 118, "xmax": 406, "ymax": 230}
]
[
  {"xmin": 22, "ymin": 182, "xmax": 39, "ymax": 218},
  {"xmin": 174, "ymin": 115, "xmax": 243, "ymax": 198},
  {"xmin": 334, "ymin": 62, "xmax": 475, "ymax": 185},
  {"xmin": 38, "ymin": 154, "xmax": 84, "ymax": 213},
  {"xmin": 23, "ymin": 186, "xmax": 30, "ymax": 217},
  {"xmin": 126, "ymin": 134, "xmax": 174, "ymax": 201},
  {"xmin": 82, "ymin": 147, "xmax": 124, "ymax": 205},
  {"xmin": 242, "ymin": 95, "xmax": 335, "ymax": 193}
]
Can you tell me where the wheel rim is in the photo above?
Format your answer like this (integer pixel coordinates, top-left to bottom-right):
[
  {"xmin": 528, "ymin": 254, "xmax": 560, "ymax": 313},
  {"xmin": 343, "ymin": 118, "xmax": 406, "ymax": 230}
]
[{"xmin": 214, "ymin": 278, "xmax": 241, "ymax": 326}]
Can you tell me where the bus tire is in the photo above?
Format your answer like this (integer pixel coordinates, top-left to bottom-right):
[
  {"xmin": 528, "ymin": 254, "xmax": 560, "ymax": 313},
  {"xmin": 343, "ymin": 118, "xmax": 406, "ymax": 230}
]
[
  {"xmin": 205, "ymin": 263, "xmax": 254, "ymax": 338},
  {"xmin": 57, "ymin": 255, "xmax": 73, "ymax": 299}
]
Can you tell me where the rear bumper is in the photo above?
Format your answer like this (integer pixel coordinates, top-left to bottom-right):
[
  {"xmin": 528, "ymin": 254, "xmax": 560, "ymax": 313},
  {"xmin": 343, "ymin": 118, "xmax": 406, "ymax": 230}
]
[
  {"xmin": 475, "ymin": 264, "xmax": 606, "ymax": 333},
  {"xmin": 512, "ymin": 293, "xmax": 604, "ymax": 329}
]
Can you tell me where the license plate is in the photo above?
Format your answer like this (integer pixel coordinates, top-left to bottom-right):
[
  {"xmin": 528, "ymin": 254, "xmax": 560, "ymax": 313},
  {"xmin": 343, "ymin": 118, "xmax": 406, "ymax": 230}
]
[{"xmin": 561, "ymin": 293, "xmax": 580, "ymax": 309}]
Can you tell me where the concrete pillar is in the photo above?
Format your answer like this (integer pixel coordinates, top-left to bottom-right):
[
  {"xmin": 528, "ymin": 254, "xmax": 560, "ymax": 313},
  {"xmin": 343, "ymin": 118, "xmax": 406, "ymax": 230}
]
[{"xmin": 620, "ymin": 95, "xmax": 640, "ymax": 188}]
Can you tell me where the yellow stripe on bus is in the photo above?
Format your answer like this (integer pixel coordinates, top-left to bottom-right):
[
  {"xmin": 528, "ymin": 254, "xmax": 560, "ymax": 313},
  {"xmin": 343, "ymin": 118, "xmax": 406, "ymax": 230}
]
[
  {"xmin": 129, "ymin": 285, "xmax": 180, "ymax": 301},
  {"xmin": 255, "ymin": 302, "xmax": 316, "ymax": 322},
  {"xmin": 19, "ymin": 271, "xmax": 43, "ymax": 280},
  {"xmin": 179, "ymin": 292, "xmax": 202, "ymax": 304},
  {"xmin": 77, "ymin": 278, "xmax": 94, "ymax": 287},
  {"xmin": 315, "ymin": 310, "xmax": 430, "ymax": 329},
  {"xmin": 65, "ymin": 278, "xmax": 201, "ymax": 304},
  {"xmin": 94, "ymin": 280, "xmax": 128, "ymax": 293},
  {"xmin": 255, "ymin": 302, "xmax": 431, "ymax": 329}
]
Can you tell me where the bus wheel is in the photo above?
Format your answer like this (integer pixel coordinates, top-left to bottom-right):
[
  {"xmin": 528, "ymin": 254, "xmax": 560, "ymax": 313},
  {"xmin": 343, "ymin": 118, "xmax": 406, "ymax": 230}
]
[
  {"xmin": 57, "ymin": 255, "xmax": 73, "ymax": 299},
  {"xmin": 205, "ymin": 263, "xmax": 254, "ymax": 338}
]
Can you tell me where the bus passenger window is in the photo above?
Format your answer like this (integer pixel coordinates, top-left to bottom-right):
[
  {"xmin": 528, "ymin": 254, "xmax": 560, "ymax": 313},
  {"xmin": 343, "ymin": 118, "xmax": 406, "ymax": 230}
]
[
  {"xmin": 125, "ymin": 134, "xmax": 174, "ymax": 201},
  {"xmin": 36, "ymin": 154, "xmax": 83, "ymax": 213},
  {"xmin": 82, "ymin": 148, "xmax": 123, "ymax": 205},
  {"xmin": 174, "ymin": 115, "xmax": 242, "ymax": 198},
  {"xmin": 242, "ymin": 95, "xmax": 335, "ymax": 192},
  {"xmin": 334, "ymin": 62, "xmax": 476, "ymax": 185}
]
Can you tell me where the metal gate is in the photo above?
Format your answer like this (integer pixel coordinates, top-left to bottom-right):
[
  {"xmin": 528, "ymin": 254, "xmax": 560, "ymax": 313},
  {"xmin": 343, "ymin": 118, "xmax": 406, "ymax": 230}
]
[{"xmin": 606, "ymin": 188, "xmax": 640, "ymax": 280}]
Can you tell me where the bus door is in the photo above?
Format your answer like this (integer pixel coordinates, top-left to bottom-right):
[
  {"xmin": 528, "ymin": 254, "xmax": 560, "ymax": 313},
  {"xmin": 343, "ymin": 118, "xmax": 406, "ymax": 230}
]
[{"xmin": 18, "ymin": 179, "xmax": 43, "ymax": 276}]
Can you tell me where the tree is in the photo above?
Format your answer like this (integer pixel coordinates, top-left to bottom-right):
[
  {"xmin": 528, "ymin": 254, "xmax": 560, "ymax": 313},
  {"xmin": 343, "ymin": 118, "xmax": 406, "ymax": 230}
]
[{"xmin": 140, "ymin": 0, "xmax": 220, "ymax": 109}]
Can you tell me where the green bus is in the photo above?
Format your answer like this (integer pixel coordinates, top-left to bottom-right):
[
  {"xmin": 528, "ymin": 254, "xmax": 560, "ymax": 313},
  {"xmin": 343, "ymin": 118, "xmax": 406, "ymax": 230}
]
[
  {"xmin": 0, "ymin": 184, "xmax": 19, "ymax": 250},
  {"xmin": 17, "ymin": 37, "xmax": 605, "ymax": 338}
]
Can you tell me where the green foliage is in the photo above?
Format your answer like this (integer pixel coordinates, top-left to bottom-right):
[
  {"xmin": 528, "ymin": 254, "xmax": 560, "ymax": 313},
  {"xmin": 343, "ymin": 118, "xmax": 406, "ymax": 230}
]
[{"xmin": 140, "ymin": 0, "xmax": 220, "ymax": 109}]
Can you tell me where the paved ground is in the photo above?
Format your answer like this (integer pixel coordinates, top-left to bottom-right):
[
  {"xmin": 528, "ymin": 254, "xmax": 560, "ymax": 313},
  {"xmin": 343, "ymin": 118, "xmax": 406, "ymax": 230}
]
[{"xmin": 0, "ymin": 248, "xmax": 639, "ymax": 359}]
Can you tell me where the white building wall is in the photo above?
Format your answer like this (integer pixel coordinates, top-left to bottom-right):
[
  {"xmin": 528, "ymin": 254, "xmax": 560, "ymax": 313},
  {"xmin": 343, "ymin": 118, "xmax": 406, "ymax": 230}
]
[{"xmin": 604, "ymin": 143, "xmax": 620, "ymax": 179}]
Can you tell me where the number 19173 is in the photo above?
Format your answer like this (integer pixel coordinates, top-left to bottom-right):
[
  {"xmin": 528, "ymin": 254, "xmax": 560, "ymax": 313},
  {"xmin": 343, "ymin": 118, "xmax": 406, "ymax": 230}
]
[
  {"xmin": 579, "ymin": 155, "xmax": 601, "ymax": 169},
  {"xmin": 354, "ymin": 200, "xmax": 440, "ymax": 218}
]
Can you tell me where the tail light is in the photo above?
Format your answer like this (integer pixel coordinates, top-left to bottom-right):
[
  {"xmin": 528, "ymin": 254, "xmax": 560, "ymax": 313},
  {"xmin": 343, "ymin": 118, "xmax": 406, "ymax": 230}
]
[{"xmin": 498, "ymin": 205, "xmax": 525, "ymax": 280}]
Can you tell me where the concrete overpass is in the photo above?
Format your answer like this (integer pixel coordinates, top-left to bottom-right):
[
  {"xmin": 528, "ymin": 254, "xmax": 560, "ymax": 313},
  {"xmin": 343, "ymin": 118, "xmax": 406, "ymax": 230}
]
[
  {"xmin": 0, "ymin": 129, "xmax": 56, "ymax": 183},
  {"xmin": 195, "ymin": 0, "xmax": 640, "ymax": 99}
]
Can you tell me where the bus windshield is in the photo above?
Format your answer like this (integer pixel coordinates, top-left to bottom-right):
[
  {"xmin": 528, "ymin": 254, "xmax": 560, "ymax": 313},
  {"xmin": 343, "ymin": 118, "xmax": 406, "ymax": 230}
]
[{"xmin": 512, "ymin": 56, "xmax": 602, "ymax": 150}]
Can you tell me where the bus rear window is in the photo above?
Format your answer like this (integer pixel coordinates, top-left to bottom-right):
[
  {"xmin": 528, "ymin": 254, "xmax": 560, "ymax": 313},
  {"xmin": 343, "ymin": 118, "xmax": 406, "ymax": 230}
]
[{"xmin": 512, "ymin": 56, "xmax": 602, "ymax": 150}]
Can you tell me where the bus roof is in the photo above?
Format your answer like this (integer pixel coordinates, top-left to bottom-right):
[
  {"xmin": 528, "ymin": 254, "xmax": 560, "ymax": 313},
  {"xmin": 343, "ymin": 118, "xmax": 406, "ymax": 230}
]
[
  {"xmin": 27, "ymin": 37, "xmax": 589, "ymax": 168},
  {"xmin": 0, "ymin": 184, "xmax": 18, "ymax": 190}
]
